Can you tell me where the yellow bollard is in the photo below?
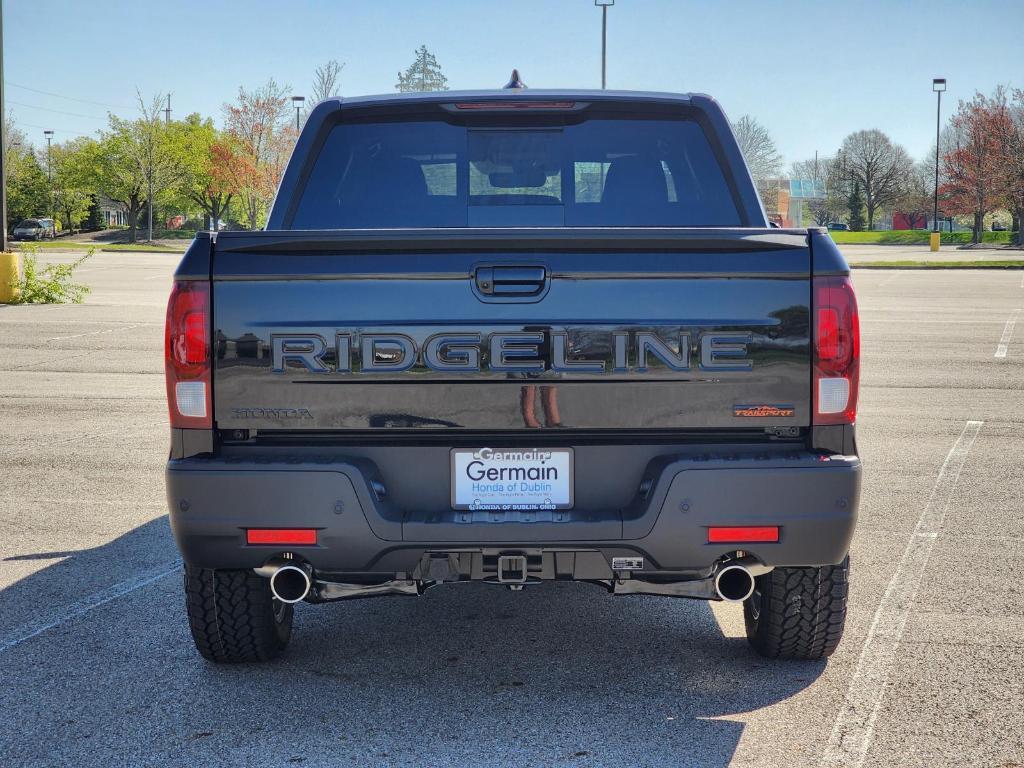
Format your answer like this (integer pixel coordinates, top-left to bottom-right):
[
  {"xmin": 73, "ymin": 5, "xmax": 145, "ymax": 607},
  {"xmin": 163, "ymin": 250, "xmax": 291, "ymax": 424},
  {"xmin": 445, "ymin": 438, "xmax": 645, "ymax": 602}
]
[
  {"xmin": 0, "ymin": 251, "xmax": 21, "ymax": 303},
  {"xmin": 929, "ymin": 232, "xmax": 941, "ymax": 253}
]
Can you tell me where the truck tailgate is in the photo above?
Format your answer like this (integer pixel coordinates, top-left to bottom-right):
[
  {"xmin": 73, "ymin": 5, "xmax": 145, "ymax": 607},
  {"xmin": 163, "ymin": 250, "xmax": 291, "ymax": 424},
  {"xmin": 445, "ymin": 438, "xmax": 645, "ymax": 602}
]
[{"xmin": 210, "ymin": 229, "xmax": 810, "ymax": 434}]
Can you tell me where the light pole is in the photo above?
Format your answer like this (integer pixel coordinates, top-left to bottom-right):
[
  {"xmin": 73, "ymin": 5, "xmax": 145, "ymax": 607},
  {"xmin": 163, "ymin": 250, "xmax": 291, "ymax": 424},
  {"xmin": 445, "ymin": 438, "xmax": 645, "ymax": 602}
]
[
  {"xmin": 932, "ymin": 78, "xmax": 946, "ymax": 234},
  {"xmin": 292, "ymin": 96, "xmax": 305, "ymax": 132},
  {"xmin": 44, "ymin": 129, "xmax": 54, "ymax": 223},
  {"xmin": 1, "ymin": 0, "xmax": 7, "ymax": 251},
  {"xmin": 596, "ymin": 0, "xmax": 613, "ymax": 89}
]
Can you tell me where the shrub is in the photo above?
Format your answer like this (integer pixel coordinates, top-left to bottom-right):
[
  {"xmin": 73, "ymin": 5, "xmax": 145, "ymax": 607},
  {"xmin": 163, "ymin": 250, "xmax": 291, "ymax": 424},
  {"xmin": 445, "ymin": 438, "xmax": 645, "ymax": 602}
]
[
  {"xmin": 829, "ymin": 231, "xmax": 1014, "ymax": 245},
  {"xmin": 11, "ymin": 245, "xmax": 93, "ymax": 304}
]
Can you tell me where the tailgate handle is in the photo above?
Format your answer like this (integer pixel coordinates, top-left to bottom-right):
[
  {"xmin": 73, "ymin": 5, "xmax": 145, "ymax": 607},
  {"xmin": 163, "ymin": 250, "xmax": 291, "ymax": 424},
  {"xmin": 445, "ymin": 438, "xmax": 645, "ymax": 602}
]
[{"xmin": 475, "ymin": 266, "xmax": 546, "ymax": 296}]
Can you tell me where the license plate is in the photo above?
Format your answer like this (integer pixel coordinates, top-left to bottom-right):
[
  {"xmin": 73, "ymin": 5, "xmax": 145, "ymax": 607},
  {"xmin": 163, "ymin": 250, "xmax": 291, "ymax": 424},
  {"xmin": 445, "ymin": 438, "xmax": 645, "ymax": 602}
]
[{"xmin": 451, "ymin": 448, "xmax": 573, "ymax": 511}]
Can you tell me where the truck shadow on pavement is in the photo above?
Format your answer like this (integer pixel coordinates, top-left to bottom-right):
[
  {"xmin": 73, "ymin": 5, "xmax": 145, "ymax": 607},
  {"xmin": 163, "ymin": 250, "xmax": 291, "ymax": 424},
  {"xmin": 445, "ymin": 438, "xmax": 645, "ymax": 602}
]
[{"xmin": 1, "ymin": 518, "xmax": 825, "ymax": 767}]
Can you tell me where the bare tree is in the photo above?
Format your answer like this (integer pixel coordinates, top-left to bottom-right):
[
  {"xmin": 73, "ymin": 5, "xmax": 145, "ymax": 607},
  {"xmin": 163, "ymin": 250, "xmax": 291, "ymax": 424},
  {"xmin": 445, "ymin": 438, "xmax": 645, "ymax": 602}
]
[
  {"xmin": 1007, "ymin": 90, "xmax": 1024, "ymax": 245},
  {"xmin": 731, "ymin": 115, "xmax": 783, "ymax": 216},
  {"xmin": 836, "ymin": 129, "xmax": 913, "ymax": 230},
  {"xmin": 791, "ymin": 156, "xmax": 838, "ymax": 226},
  {"xmin": 311, "ymin": 59, "xmax": 344, "ymax": 106},
  {"xmin": 790, "ymin": 157, "xmax": 824, "ymax": 182},
  {"xmin": 731, "ymin": 115, "xmax": 783, "ymax": 182},
  {"xmin": 894, "ymin": 159, "xmax": 934, "ymax": 228}
]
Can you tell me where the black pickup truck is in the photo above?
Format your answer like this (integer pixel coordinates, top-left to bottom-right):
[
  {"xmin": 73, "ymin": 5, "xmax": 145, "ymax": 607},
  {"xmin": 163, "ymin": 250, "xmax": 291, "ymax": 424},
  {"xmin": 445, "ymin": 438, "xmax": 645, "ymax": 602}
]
[{"xmin": 165, "ymin": 86, "xmax": 861, "ymax": 663}]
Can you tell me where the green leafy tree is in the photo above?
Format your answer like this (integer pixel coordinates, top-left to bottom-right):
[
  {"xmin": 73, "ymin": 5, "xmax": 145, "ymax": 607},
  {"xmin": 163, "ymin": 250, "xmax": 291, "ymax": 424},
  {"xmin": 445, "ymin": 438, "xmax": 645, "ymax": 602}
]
[
  {"xmin": 49, "ymin": 137, "xmax": 97, "ymax": 232},
  {"xmin": 173, "ymin": 113, "xmax": 235, "ymax": 230},
  {"xmin": 91, "ymin": 126, "xmax": 147, "ymax": 242},
  {"xmin": 396, "ymin": 45, "xmax": 448, "ymax": 92},
  {"xmin": 92, "ymin": 94, "xmax": 191, "ymax": 242},
  {"xmin": 847, "ymin": 182, "xmax": 866, "ymax": 231},
  {"xmin": 4, "ymin": 121, "xmax": 50, "ymax": 231}
]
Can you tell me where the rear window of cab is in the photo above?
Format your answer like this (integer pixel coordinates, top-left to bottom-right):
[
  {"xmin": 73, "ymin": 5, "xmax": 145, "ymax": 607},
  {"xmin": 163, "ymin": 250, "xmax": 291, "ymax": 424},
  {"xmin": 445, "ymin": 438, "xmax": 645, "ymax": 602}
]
[{"xmin": 289, "ymin": 115, "xmax": 741, "ymax": 228}]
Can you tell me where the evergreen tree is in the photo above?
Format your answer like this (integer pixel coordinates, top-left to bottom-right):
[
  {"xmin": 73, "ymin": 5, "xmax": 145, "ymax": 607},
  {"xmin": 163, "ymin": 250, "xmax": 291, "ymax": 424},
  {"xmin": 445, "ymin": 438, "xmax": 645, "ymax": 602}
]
[
  {"xmin": 847, "ymin": 182, "xmax": 866, "ymax": 231},
  {"xmin": 396, "ymin": 45, "xmax": 449, "ymax": 92}
]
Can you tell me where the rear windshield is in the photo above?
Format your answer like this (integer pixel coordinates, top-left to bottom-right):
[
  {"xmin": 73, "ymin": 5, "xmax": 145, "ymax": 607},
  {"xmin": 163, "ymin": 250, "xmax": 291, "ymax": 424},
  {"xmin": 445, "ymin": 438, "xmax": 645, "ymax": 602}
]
[{"xmin": 289, "ymin": 116, "xmax": 741, "ymax": 228}]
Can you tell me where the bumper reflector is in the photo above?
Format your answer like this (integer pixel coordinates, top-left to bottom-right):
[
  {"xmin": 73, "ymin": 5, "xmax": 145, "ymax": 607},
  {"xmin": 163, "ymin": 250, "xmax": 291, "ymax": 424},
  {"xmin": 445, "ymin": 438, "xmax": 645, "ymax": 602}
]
[
  {"xmin": 246, "ymin": 529, "xmax": 318, "ymax": 546},
  {"xmin": 707, "ymin": 526, "xmax": 780, "ymax": 543}
]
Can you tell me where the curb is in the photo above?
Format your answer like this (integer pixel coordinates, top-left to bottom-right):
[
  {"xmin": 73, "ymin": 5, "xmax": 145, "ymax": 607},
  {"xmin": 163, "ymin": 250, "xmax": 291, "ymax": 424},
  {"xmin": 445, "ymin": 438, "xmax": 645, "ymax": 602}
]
[{"xmin": 851, "ymin": 264, "xmax": 1024, "ymax": 270}]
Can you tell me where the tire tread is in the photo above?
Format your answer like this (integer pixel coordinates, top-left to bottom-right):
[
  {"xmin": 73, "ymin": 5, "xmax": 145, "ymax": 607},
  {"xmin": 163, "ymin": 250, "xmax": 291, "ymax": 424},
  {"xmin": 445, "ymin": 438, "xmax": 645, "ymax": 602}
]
[
  {"xmin": 744, "ymin": 557, "xmax": 849, "ymax": 660},
  {"xmin": 183, "ymin": 565, "xmax": 291, "ymax": 663}
]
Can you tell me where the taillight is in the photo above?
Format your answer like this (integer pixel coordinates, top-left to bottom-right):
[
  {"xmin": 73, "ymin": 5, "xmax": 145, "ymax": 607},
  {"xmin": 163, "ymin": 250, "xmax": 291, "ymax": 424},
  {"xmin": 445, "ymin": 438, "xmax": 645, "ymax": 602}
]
[
  {"xmin": 813, "ymin": 276, "xmax": 860, "ymax": 425},
  {"xmin": 165, "ymin": 281, "xmax": 211, "ymax": 429}
]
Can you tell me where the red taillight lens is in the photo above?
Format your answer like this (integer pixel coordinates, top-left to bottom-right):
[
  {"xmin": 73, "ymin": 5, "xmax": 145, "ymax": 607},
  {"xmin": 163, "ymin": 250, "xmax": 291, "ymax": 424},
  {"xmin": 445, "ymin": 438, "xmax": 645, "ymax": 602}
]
[
  {"xmin": 165, "ymin": 281, "xmax": 211, "ymax": 429},
  {"xmin": 813, "ymin": 276, "xmax": 860, "ymax": 425},
  {"xmin": 816, "ymin": 308, "xmax": 840, "ymax": 361}
]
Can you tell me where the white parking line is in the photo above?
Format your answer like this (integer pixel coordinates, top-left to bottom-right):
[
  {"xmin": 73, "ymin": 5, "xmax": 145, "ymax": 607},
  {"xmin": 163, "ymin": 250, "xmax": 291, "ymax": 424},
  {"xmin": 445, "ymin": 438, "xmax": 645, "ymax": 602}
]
[
  {"xmin": 46, "ymin": 322, "xmax": 148, "ymax": 342},
  {"xmin": 823, "ymin": 420, "xmax": 982, "ymax": 767},
  {"xmin": 994, "ymin": 310, "xmax": 1020, "ymax": 358},
  {"xmin": 0, "ymin": 560, "xmax": 180, "ymax": 654}
]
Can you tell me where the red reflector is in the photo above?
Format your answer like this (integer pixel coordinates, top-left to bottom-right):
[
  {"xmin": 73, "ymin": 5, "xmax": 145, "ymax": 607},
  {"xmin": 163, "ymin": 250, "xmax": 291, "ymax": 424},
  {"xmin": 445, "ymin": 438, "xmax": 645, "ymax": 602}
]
[
  {"xmin": 246, "ymin": 529, "xmax": 318, "ymax": 546},
  {"xmin": 707, "ymin": 526, "xmax": 779, "ymax": 543}
]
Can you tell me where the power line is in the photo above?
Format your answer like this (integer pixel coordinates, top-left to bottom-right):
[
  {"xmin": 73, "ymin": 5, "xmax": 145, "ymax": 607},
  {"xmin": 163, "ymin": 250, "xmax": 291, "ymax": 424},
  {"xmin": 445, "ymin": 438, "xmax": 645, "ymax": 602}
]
[
  {"xmin": 6, "ymin": 99, "xmax": 108, "ymax": 121},
  {"xmin": 9, "ymin": 121, "xmax": 95, "ymax": 137},
  {"xmin": 4, "ymin": 80, "xmax": 131, "ymax": 110}
]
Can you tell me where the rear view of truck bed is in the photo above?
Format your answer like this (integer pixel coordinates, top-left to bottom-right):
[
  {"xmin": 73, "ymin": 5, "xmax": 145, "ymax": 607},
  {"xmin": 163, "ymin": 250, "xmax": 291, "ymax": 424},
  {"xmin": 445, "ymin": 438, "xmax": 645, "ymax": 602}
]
[{"xmin": 165, "ymin": 88, "xmax": 860, "ymax": 664}]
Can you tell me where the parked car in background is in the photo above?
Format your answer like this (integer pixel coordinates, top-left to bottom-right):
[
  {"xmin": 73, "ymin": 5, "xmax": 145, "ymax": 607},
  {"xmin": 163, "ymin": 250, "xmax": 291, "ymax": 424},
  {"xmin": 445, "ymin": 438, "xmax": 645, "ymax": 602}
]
[
  {"xmin": 827, "ymin": 222, "xmax": 849, "ymax": 231},
  {"xmin": 991, "ymin": 221, "xmax": 1007, "ymax": 232},
  {"xmin": 11, "ymin": 218, "xmax": 56, "ymax": 240}
]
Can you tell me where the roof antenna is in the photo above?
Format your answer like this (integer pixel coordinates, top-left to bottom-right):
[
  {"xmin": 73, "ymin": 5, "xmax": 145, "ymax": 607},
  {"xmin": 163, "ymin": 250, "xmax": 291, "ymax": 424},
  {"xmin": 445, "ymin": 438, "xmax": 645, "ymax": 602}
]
[{"xmin": 503, "ymin": 69, "xmax": 527, "ymax": 89}]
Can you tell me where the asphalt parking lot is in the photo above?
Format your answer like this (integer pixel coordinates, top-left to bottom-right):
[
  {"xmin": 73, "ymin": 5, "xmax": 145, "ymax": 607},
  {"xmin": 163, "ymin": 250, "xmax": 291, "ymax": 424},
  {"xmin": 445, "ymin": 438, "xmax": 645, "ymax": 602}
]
[{"xmin": 1, "ymin": 249, "xmax": 1022, "ymax": 768}]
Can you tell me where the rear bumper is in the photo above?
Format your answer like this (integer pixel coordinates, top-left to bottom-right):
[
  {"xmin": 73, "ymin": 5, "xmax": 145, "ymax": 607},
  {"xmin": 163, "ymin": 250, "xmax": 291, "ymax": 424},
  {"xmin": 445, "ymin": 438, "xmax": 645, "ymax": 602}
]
[{"xmin": 167, "ymin": 447, "xmax": 860, "ymax": 576}]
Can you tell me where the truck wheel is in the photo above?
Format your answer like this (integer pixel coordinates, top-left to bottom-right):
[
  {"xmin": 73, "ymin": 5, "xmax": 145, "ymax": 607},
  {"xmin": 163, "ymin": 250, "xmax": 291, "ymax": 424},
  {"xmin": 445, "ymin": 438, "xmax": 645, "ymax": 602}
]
[
  {"xmin": 183, "ymin": 564, "xmax": 293, "ymax": 663},
  {"xmin": 743, "ymin": 557, "xmax": 849, "ymax": 660}
]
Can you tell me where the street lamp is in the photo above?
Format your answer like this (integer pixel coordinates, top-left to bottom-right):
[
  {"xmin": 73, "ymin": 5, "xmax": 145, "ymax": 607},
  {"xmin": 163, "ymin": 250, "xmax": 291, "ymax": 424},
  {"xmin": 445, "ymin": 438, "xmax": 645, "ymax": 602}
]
[
  {"xmin": 44, "ymin": 129, "xmax": 54, "ymax": 222},
  {"xmin": 595, "ymin": 0, "xmax": 613, "ymax": 89},
  {"xmin": 932, "ymin": 78, "xmax": 946, "ymax": 233},
  {"xmin": 291, "ymin": 96, "xmax": 305, "ymax": 132},
  {"xmin": 43, "ymin": 129, "xmax": 53, "ymax": 180}
]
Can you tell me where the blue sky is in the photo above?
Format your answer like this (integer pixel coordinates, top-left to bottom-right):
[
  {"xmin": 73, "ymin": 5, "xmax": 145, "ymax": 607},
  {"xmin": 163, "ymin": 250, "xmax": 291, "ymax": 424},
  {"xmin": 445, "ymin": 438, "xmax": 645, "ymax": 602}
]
[{"xmin": 5, "ymin": 0, "xmax": 1022, "ymax": 168}]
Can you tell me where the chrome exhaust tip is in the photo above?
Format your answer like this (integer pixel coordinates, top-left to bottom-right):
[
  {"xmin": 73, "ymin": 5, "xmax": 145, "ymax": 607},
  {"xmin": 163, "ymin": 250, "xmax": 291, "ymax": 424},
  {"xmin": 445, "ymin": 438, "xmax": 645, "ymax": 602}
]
[
  {"xmin": 714, "ymin": 556, "xmax": 771, "ymax": 602},
  {"xmin": 714, "ymin": 563, "xmax": 756, "ymax": 602},
  {"xmin": 269, "ymin": 562, "xmax": 312, "ymax": 604}
]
